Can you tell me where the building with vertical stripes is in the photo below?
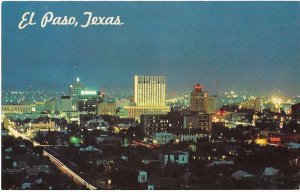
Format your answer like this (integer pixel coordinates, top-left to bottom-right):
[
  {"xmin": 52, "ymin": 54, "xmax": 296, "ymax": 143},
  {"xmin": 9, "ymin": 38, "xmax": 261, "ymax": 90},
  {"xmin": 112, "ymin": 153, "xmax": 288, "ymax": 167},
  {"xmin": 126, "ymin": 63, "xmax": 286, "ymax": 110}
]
[
  {"xmin": 134, "ymin": 75, "xmax": 166, "ymax": 106},
  {"xmin": 125, "ymin": 75, "xmax": 170, "ymax": 120}
]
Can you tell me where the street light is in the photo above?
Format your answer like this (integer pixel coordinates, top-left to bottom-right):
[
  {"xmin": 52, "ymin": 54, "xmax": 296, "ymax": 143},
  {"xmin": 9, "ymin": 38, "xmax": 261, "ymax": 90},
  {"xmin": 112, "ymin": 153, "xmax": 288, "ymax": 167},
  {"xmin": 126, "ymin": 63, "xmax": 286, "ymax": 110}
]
[{"xmin": 70, "ymin": 136, "xmax": 80, "ymax": 146}]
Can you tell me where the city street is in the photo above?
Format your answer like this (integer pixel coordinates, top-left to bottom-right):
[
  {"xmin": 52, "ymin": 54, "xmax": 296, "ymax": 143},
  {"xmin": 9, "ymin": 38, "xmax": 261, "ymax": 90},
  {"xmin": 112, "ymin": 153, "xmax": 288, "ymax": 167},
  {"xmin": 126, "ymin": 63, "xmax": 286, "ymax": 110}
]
[{"xmin": 5, "ymin": 124, "xmax": 97, "ymax": 190}]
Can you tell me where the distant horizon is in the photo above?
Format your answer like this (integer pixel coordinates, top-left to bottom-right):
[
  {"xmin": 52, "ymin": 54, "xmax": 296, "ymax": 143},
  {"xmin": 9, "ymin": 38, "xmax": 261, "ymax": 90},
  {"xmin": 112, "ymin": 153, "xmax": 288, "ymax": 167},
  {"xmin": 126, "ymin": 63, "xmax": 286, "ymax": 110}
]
[{"xmin": 1, "ymin": 74, "xmax": 298, "ymax": 98}]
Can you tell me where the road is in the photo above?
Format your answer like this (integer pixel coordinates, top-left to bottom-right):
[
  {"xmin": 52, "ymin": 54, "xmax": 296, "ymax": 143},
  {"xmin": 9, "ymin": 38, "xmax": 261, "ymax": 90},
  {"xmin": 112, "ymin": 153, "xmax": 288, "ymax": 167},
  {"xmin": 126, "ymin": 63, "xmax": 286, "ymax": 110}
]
[
  {"xmin": 132, "ymin": 140, "xmax": 155, "ymax": 148},
  {"xmin": 6, "ymin": 124, "xmax": 40, "ymax": 146},
  {"xmin": 5, "ymin": 124, "xmax": 97, "ymax": 190},
  {"xmin": 43, "ymin": 150, "xmax": 97, "ymax": 190}
]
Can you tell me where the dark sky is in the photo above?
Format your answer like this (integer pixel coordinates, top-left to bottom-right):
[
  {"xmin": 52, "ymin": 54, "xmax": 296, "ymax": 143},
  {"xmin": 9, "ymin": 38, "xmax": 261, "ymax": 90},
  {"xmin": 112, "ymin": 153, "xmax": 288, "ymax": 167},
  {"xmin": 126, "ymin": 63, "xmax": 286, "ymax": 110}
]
[{"xmin": 2, "ymin": 2, "xmax": 300, "ymax": 96}]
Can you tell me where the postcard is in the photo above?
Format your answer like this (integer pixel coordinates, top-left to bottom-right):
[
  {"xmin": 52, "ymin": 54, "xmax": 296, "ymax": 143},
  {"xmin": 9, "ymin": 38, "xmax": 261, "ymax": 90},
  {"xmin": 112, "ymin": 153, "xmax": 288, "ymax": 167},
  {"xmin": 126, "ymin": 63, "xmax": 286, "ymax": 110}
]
[{"xmin": 2, "ymin": 1, "xmax": 300, "ymax": 190}]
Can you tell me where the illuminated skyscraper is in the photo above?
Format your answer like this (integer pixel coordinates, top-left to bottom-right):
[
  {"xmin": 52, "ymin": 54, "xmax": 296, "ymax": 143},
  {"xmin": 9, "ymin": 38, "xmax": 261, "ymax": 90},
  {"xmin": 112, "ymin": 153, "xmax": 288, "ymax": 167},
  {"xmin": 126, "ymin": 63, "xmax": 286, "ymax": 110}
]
[
  {"xmin": 125, "ymin": 75, "xmax": 170, "ymax": 120},
  {"xmin": 69, "ymin": 77, "xmax": 86, "ymax": 111},
  {"xmin": 134, "ymin": 75, "xmax": 166, "ymax": 106},
  {"xmin": 78, "ymin": 90, "xmax": 104, "ymax": 112},
  {"xmin": 191, "ymin": 84, "xmax": 217, "ymax": 114}
]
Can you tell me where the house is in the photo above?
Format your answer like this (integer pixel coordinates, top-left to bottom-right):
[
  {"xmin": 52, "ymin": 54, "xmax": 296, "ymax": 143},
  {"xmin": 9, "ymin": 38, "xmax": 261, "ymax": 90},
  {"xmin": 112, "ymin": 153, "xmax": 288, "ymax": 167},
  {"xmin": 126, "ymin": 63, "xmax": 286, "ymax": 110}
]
[
  {"xmin": 231, "ymin": 170, "xmax": 254, "ymax": 179},
  {"xmin": 141, "ymin": 156, "xmax": 157, "ymax": 165},
  {"xmin": 4, "ymin": 147, "xmax": 13, "ymax": 153},
  {"xmin": 153, "ymin": 132, "xmax": 175, "ymax": 145},
  {"xmin": 21, "ymin": 182, "xmax": 32, "ymax": 190},
  {"xmin": 79, "ymin": 146, "xmax": 103, "ymax": 153},
  {"xmin": 160, "ymin": 151, "xmax": 189, "ymax": 165},
  {"xmin": 94, "ymin": 156, "xmax": 115, "ymax": 166},
  {"xmin": 147, "ymin": 184, "xmax": 154, "ymax": 190},
  {"xmin": 188, "ymin": 144, "xmax": 196, "ymax": 152},
  {"xmin": 2, "ymin": 169, "xmax": 23, "ymax": 174},
  {"xmin": 170, "ymin": 128, "xmax": 209, "ymax": 142},
  {"xmin": 26, "ymin": 165, "xmax": 51, "ymax": 176},
  {"xmin": 138, "ymin": 170, "xmax": 147, "ymax": 183},
  {"xmin": 2, "ymin": 129, "xmax": 8, "ymax": 136},
  {"xmin": 35, "ymin": 178, "xmax": 43, "ymax": 185},
  {"xmin": 285, "ymin": 142, "xmax": 300, "ymax": 149},
  {"xmin": 262, "ymin": 167, "xmax": 279, "ymax": 176},
  {"xmin": 120, "ymin": 155, "xmax": 129, "ymax": 161},
  {"xmin": 95, "ymin": 158, "xmax": 114, "ymax": 166},
  {"xmin": 4, "ymin": 155, "xmax": 11, "ymax": 160}
]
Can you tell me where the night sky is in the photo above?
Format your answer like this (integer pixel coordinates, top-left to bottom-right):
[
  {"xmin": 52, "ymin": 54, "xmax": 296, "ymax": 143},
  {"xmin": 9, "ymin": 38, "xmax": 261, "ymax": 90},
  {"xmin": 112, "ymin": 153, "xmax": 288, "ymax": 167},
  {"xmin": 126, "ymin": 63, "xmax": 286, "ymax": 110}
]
[{"xmin": 2, "ymin": 2, "xmax": 300, "ymax": 96}]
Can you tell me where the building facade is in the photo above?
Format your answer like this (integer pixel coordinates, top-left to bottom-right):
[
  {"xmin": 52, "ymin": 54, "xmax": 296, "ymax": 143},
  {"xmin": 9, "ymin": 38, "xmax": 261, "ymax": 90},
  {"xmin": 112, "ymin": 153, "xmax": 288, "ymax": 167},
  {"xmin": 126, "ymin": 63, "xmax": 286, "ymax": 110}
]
[
  {"xmin": 56, "ymin": 96, "xmax": 72, "ymax": 112},
  {"xmin": 190, "ymin": 84, "xmax": 217, "ymax": 114},
  {"xmin": 171, "ymin": 128, "xmax": 209, "ymax": 142},
  {"xmin": 97, "ymin": 103, "xmax": 116, "ymax": 116},
  {"xmin": 141, "ymin": 110, "xmax": 183, "ymax": 136},
  {"xmin": 69, "ymin": 77, "xmax": 86, "ymax": 111},
  {"xmin": 159, "ymin": 151, "xmax": 189, "ymax": 165},
  {"xmin": 45, "ymin": 99, "xmax": 56, "ymax": 112},
  {"xmin": 125, "ymin": 75, "xmax": 170, "ymax": 120},
  {"xmin": 152, "ymin": 132, "xmax": 175, "ymax": 145},
  {"xmin": 30, "ymin": 120, "xmax": 56, "ymax": 131},
  {"xmin": 134, "ymin": 75, "xmax": 166, "ymax": 106},
  {"xmin": 183, "ymin": 114, "xmax": 212, "ymax": 132},
  {"xmin": 141, "ymin": 114, "xmax": 170, "ymax": 135},
  {"xmin": 78, "ymin": 90, "xmax": 104, "ymax": 113},
  {"xmin": 1, "ymin": 104, "xmax": 34, "ymax": 114}
]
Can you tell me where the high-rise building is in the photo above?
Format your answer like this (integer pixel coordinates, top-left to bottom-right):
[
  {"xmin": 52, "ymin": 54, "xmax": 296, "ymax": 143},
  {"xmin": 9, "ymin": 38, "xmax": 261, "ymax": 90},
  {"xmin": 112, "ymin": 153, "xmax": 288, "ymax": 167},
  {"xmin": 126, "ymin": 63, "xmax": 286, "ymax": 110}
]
[
  {"xmin": 69, "ymin": 77, "xmax": 86, "ymax": 111},
  {"xmin": 56, "ymin": 96, "xmax": 72, "ymax": 112},
  {"xmin": 45, "ymin": 99, "xmax": 56, "ymax": 112},
  {"xmin": 134, "ymin": 75, "xmax": 166, "ymax": 106},
  {"xmin": 125, "ymin": 75, "xmax": 170, "ymax": 120},
  {"xmin": 78, "ymin": 90, "xmax": 104, "ymax": 113},
  {"xmin": 190, "ymin": 84, "xmax": 217, "ymax": 114}
]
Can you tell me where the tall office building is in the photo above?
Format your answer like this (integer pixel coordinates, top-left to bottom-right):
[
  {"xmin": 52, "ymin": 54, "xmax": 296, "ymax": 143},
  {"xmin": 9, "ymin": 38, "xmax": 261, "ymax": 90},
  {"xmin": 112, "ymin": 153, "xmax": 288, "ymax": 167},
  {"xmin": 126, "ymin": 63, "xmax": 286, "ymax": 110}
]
[
  {"xmin": 125, "ymin": 75, "xmax": 170, "ymax": 120},
  {"xmin": 78, "ymin": 90, "xmax": 104, "ymax": 113},
  {"xmin": 69, "ymin": 77, "xmax": 86, "ymax": 111},
  {"xmin": 190, "ymin": 84, "xmax": 216, "ymax": 114},
  {"xmin": 56, "ymin": 96, "xmax": 73, "ymax": 112},
  {"xmin": 45, "ymin": 99, "xmax": 56, "ymax": 113},
  {"xmin": 134, "ymin": 75, "xmax": 166, "ymax": 106}
]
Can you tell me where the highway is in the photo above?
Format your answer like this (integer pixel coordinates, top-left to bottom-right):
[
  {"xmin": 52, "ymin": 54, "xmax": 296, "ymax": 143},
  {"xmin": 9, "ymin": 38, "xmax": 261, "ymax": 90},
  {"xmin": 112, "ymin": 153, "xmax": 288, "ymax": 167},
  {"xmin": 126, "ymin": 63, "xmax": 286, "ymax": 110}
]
[
  {"xmin": 5, "ymin": 124, "xmax": 97, "ymax": 190},
  {"xmin": 43, "ymin": 150, "xmax": 97, "ymax": 190},
  {"xmin": 6, "ymin": 124, "xmax": 40, "ymax": 147}
]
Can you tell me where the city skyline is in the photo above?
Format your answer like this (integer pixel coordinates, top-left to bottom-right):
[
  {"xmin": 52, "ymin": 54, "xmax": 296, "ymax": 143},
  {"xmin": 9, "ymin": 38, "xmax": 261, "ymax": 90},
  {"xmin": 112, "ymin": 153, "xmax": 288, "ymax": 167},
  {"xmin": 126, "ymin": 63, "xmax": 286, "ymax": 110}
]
[
  {"xmin": 2, "ymin": 2, "xmax": 300, "ymax": 96},
  {"xmin": 2, "ymin": 2, "xmax": 300, "ymax": 190}
]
